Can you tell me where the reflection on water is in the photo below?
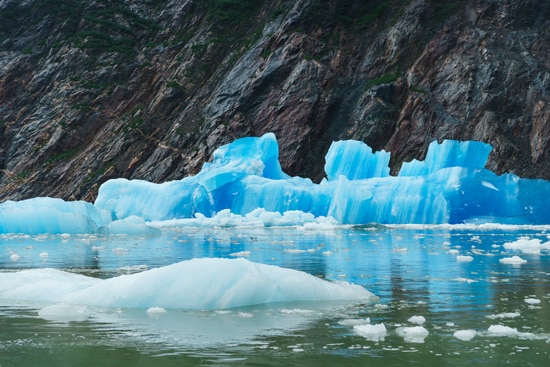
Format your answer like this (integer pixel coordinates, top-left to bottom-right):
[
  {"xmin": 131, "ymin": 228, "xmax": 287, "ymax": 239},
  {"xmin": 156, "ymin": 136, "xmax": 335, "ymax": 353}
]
[{"xmin": 1, "ymin": 225, "xmax": 549, "ymax": 366}]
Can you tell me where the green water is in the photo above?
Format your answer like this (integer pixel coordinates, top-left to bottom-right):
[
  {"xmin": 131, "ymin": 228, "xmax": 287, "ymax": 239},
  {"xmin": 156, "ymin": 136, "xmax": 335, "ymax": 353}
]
[{"xmin": 1, "ymin": 226, "xmax": 549, "ymax": 366}]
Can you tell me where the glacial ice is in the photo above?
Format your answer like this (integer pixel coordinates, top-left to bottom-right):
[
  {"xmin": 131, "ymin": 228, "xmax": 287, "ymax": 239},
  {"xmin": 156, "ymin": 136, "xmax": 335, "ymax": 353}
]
[
  {"xmin": 396, "ymin": 326, "xmax": 429, "ymax": 343},
  {"xmin": 0, "ymin": 197, "xmax": 111, "ymax": 234},
  {"xmin": 454, "ymin": 329, "xmax": 477, "ymax": 341},
  {"xmin": 3, "ymin": 132, "xmax": 550, "ymax": 234},
  {"xmin": 354, "ymin": 322, "xmax": 388, "ymax": 342},
  {"xmin": 0, "ymin": 257, "xmax": 375, "ymax": 310}
]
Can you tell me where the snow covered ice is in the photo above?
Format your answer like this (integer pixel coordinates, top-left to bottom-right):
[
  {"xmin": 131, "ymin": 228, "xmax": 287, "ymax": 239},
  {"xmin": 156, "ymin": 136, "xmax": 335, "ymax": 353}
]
[{"xmin": 3, "ymin": 132, "xmax": 550, "ymax": 234}]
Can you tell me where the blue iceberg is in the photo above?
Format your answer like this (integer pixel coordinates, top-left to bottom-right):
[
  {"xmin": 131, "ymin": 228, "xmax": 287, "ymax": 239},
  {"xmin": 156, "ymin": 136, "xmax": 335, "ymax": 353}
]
[{"xmin": 2, "ymin": 132, "xmax": 550, "ymax": 234}]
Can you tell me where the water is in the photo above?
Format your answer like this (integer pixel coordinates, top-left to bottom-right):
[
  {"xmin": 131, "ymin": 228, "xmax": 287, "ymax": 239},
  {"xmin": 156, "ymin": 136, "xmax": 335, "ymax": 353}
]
[{"xmin": 1, "ymin": 225, "xmax": 549, "ymax": 366}]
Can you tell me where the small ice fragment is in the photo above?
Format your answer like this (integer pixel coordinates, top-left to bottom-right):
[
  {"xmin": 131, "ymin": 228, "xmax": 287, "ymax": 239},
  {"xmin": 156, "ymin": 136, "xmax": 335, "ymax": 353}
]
[
  {"xmin": 396, "ymin": 326, "xmax": 429, "ymax": 343},
  {"xmin": 499, "ymin": 256, "xmax": 527, "ymax": 265},
  {"xmin": 146, "ymin": 306, "xmax": 167, "ymax": 315},
  {"xmin": 39, "ymin": 252, "xmax": 49, "ymax": 258},
  {"xmin": 354, "ymin": 323, "xmax": 387, "ymax": 342},
  {"xmin": 488, "ymin": 325, "xmax": 519, "ymax": 337},
  {"xmin": 456, "ymin": 255, "xmax": 473, "ymax": 262},
  {"xmin": 453, "ymin": 277, "xmax": 477, "ymax": 283},
  {"xmin": 449, "ymin": 249, "xmax": 459, "ymax": 255},
  {"xmin": 10, "ymin": 253, "xmax": 20, "ymax": 261},
  {"xmin": 338, "ymin": 318, "xmax": 370, "ymax": 326},
  {"xmin": 524, "ymin": 298, "xmax": 541, "ymax": 305},
  {"xmin": 454, "ymin": 329, "xmax": 477, "ymax": 341},
  {"xmin": 486, "ymin": 312, "xmax": 521, "ymax": 319},
  {"xmin": 38, "ymin": 303, "xmax": 90, "ymax": 322},
  {"xmin": 408, "ymin": 315, "xmax": 426, "ymax": 325},
  {"xmin": 283, "ymin": 249, "xmax": 307, "ymax": 254}
]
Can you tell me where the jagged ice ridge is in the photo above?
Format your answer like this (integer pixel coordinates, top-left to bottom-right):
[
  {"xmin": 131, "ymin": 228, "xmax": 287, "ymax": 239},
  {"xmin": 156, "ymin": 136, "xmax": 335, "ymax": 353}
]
[{"xmin": 2, "ymin": 132, "xmax": 550, "ymax": 234}]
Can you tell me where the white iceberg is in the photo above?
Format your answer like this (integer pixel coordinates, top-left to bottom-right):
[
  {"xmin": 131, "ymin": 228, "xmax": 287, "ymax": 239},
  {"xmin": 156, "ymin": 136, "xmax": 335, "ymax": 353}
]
[{"xmin": 0, "ymin": 257, "xmax": 375, "ymax": 310}]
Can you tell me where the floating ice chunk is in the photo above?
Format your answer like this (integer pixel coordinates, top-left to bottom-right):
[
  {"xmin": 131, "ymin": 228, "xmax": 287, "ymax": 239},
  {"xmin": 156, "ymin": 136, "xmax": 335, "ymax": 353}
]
[
  {"xmin": 99, "ymin": 215, "xmax": 161, "ymax": 235},
  {"xmin": 354, "ymin": 323, "xmax": 387, "ymax": 342},
  {"xmin": 38, "ymin": 252, "xmax": 49, "ymax": 258},
  {"xmin": 503, "ymin": 238, "xmax": 550, "ymax": 255},
  {"xmin": 488, "ymin": 325, "xmax": 520, "ymax": 337},
  {"xmin": 0, "ymin": 258, "xmax": 375, "ymax": 310},
  {"xmin": 486, "ymin": 312, "xmax": 521, "ymax": 319},
  {"xmin": 524, "ymin": 298, "xmax": 541, "ymax": 305},
  {"xmin": 396, "ymin": 326, "xmax": 429, "ymax": 343},
  {"xmin": 456, "ymin": 255, "xmax": 474, "ymax": 262},
  {"xmin": 38, "ymin": 303, "xmax": 90, "ymax": 322},
  {"xmin": 454, "ymin": 329, "xmax": 477, "ymax": 341},
  {"xmin": 453, "ymin": 277, "xmax": 478, "ymax": 283},
  {"xmin": 499, "ymin": 256, "xmax": 527, "ymax": 265},
  {"xmin": 408, "ymin": 315, "xmax": 426, "ymax": 325},
  {"xmin": 146, "ymin": 306, "xmax": 167, "ymax": 315},
  {"xmin": 0, "ymin": 197, "xmax": 111, "ymax": 234},
  {"xmin": 338, "ymin": 318, "xmax": 370, "ymax": 326}
]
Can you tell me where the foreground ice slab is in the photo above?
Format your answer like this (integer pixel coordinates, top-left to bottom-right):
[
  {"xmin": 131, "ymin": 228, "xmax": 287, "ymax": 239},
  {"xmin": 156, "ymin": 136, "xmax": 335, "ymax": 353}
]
[
  {"xmin": 0, "ymin": 258, "xmax": 375, "ymax": 309},
  {"xmin": 3, "ymin": 132, "xmax": 550, "ymax": 234}
]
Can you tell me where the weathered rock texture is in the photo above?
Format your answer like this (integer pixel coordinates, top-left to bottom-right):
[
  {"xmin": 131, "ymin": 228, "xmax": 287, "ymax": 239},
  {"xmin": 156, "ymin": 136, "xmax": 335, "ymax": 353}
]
[{"xmin": 0, "ymin": 0, "xmax": 549, "ymax": 201}]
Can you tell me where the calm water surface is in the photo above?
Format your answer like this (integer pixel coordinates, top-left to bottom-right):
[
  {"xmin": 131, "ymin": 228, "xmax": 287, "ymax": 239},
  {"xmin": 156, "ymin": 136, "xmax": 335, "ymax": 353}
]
[{"xmin": 1, "ymin": 225, "xmax": 549, "ymax": 366}]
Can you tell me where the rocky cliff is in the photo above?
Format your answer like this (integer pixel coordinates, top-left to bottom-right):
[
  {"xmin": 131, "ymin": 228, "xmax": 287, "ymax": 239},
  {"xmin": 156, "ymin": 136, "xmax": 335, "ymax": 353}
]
[{"xmin": 1, "ymin": 0, "xmax": 549, "ymax": 201}]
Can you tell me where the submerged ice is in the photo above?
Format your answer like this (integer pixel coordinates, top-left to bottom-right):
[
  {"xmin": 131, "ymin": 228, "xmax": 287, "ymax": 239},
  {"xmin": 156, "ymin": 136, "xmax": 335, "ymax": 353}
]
[
  {"xmin": 0, "ymin": 257, "xmax": 375, "ymax": 309},
  {"xmin": 3, "ymin": 132, "xmax": 550, "ymax": 234}
]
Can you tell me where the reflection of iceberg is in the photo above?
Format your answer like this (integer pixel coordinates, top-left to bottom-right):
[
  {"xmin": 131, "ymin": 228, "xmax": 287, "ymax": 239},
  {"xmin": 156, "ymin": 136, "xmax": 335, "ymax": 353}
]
[
  {"xmin": 2, "ymin": 133, "xmax": 550, "ymax": 234},
  {"xmin": 0, "ymin": 258, "xmax": 375, "ymax": 309}
]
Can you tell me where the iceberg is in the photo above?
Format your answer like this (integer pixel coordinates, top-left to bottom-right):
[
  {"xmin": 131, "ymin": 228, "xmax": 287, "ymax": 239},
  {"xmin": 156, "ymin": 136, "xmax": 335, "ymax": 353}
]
[
  {"xmin": 0, "ymin": 197, "xmax": 111, "ymax": 234},
  {"xmin": 2, "ymin": 132, "xmax": 550, "ymax": 234},
  {"xmin": 93, "ymin": 133, "xmax": 550, "ymax": 226},
  {"xmin": 0, "ymin": 257, "xmax": 375, "ymax": 309}
]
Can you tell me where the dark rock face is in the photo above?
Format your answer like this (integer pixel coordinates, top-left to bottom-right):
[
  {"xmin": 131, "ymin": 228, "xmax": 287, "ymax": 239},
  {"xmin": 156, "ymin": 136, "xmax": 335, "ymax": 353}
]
[{"xmin": 0, "ymin": 0, "xmax": 549, "ymax": 201}]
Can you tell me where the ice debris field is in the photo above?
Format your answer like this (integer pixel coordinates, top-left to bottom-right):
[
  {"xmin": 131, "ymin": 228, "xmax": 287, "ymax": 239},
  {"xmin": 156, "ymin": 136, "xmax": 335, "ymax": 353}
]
[{"xmin": 2, "ymin": 132, "xmax": 550, "ymax": 235}]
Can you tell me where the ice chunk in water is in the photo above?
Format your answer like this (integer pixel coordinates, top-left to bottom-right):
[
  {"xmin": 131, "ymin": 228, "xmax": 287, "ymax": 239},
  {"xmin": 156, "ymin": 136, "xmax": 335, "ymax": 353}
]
[
  {"xmin": 454, "ymin": 329, "xmax": 477, "ymax": 341},
  {"xmin": 408, "ymin": 315, "xmax": 426, "ymax": 325},
  {"xmin": 0, "ymin": 258, "xmax": 375, "ymax": 310},
  {"xmin": 354, "ymin": 323, "xmax": 387, "ymax": 342},
  {"xmin": 396, "ymin": 326, "xmax": 429, "ymax": 343},
  {"xmin": 499, "ymin": 256, "xmax": 527, "ymax": 265},
  {"xmin": 38, "ymin": 303, "xmax": 91, "ymax": 322},
  {"xmin": 0, "ymin": 197, "xmax": 111, "ymax": 234}
]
